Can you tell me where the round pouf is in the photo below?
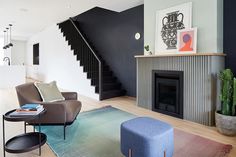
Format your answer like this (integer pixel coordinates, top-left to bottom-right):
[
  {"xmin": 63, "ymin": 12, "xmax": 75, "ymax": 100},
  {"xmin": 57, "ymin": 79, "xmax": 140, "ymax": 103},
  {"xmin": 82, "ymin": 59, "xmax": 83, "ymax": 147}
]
[{"xmin": 120, "ymin": 117, "xmax": 174, "ymax": 157}]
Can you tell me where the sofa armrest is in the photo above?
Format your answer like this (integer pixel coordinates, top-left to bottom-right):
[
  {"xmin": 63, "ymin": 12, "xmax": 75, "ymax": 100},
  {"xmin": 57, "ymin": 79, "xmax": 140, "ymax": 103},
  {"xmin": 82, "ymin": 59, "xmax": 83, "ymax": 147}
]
[
  {"xmin": 31, "ymin": 101, "xmax": 66, "ymax": 124},
  {"xmin": 61, "ymin": 92, "xmax": 78, "ymax": 100}
]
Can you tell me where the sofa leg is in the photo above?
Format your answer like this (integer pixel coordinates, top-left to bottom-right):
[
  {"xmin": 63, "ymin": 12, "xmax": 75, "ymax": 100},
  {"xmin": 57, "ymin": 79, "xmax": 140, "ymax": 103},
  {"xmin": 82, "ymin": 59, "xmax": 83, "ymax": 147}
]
[
  {"xmin": 128, "ymin": 149, "xmax": 132, "ymax": 157},
  {"xmin": 64, "ymin": 125, "xmax": 66, "ymax": 140}
]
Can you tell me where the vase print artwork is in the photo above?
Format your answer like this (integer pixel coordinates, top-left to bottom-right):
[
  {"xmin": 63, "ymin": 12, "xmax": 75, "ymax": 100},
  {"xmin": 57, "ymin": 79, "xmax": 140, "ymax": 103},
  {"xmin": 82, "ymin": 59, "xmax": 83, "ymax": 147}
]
[{"xmin": 161, "ymin": 11, "xmax": 185, "ymax": 50}]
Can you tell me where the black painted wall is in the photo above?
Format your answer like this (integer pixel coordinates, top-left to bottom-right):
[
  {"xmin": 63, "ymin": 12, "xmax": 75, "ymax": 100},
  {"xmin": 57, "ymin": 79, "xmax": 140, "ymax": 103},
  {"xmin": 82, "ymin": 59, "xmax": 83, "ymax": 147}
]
[
  {"xmin": 73, "ymin": 5, "xmax": 144, "ymax": 97},
  {"xmin": 224, "ymin": 0, "xmax": 236, "ymax": 74}
]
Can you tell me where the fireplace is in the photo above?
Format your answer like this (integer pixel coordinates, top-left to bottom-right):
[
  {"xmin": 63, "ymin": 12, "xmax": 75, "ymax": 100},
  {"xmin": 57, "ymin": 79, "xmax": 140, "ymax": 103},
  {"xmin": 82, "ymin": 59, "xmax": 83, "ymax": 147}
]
[{"xmin": 152, "ymin": 70, "xmax": 183, "ymax": 119}]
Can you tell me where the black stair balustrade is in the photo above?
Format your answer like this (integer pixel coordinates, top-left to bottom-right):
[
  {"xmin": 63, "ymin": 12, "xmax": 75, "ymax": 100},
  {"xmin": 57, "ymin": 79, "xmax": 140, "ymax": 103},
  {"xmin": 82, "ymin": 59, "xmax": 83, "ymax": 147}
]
[
  {"xmin": 67, "ymin": 18, "xmax": 102, "ymax": 100},
  {"xmin": 58, "ymin": 18, "xmax": 126, "ymax": 100}
]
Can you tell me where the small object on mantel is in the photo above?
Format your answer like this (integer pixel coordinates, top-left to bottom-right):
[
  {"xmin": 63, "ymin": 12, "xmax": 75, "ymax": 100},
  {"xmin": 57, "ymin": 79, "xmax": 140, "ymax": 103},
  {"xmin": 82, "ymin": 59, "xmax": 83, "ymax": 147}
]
[
  {"xmin": 144, "ymin": 45, "xmax": 153, "ymax": 55},
  {"xmin": 135, "ymin": 53, "xmax": 226, "ymax": 58}
]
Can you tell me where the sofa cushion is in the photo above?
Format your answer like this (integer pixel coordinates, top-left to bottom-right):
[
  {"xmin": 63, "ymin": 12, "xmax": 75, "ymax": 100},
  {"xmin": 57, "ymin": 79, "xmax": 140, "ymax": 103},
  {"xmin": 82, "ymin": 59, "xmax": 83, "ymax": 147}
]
[{"xmin": 34, "ymin": 81, "xmax": 65, "ymax": 102}]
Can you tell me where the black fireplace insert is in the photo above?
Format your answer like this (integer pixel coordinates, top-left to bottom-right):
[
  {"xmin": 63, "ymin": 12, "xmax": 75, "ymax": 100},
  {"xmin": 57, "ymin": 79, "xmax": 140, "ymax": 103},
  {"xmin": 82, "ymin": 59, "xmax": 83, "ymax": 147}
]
[{"xmin": 152, "ymin": 70, "xmax": 183, "ymax": 119}]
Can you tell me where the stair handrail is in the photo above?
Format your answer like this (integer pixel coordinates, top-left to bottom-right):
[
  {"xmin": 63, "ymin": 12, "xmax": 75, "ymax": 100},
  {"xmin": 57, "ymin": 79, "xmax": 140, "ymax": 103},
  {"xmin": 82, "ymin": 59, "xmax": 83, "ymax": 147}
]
[{"xmin": 69, "ymin": 18, "xmax": 103, "ymax": 100}]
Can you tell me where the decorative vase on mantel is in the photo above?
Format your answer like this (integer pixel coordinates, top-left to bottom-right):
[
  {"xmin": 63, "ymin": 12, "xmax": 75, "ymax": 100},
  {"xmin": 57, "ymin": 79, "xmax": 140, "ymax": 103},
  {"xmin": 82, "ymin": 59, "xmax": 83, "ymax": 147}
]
[{"xmin": 161, "ymin": 11, "xmax": 185, "ymax": 50}]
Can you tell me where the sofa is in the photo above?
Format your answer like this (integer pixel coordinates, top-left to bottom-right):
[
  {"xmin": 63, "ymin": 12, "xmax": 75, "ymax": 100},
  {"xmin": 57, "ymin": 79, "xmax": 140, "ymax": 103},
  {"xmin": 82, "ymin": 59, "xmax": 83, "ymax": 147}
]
[{"xmin": 15, "ymin": 82, "xmax": 82, "ymax": 139}]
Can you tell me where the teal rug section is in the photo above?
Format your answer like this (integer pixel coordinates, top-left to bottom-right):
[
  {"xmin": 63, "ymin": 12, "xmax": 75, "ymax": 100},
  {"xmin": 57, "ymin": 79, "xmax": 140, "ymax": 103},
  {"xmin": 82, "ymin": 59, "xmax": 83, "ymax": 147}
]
[{"xmin": 40, "ymin": 106, "xmax": 136, "ymax": 157}]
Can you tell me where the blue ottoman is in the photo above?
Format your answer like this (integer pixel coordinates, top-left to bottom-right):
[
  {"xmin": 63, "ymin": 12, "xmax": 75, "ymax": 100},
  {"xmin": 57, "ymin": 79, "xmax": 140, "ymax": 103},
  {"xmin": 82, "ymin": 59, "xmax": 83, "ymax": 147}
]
[{"xmin": 120, "ymin": 117, "xmax": 174, "ymax": 157}]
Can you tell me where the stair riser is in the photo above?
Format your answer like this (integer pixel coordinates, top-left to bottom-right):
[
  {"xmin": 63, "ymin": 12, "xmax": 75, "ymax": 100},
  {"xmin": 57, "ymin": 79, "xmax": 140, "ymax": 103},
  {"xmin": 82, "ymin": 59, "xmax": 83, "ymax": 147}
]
[
  {"xmin": 91, "ymin": 78, "xmax": 116, "ymax": 86},
  {"xmin": 95, "ymin": 83, "xmax": 121, "ymax": 93},
  {"xmin": 101, "ymin": 90, "xmax": 126, "ymax": 100},
  {"xmin": 87, "ymin": 71, "xmax": 113, "ymax": 78}
]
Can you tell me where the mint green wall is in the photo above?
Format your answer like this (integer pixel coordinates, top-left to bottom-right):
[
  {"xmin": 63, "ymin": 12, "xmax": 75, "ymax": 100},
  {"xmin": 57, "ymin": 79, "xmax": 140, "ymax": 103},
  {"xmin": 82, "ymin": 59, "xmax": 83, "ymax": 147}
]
[
  {"xmin": 144, "ymin": 0, "xmax": 223, "ymax": 54},
  {"xmin": 217, "ymin": 0, "xmax": 223, "ymax": 52}
]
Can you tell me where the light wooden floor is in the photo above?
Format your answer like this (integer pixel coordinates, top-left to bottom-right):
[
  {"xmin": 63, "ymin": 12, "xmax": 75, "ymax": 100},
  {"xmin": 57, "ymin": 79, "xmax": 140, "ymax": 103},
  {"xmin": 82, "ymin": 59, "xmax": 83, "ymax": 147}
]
[{"xmin": 0, "ymin": 88, "xmax": 236, "ymax": 157}]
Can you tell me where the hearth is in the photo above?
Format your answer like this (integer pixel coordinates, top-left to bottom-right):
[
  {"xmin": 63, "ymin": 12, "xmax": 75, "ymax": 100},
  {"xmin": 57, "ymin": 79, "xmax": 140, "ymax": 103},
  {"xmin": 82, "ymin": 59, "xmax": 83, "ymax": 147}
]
[{"xmin": 152, "ymin": 70, "xmax": 183, "ymax": 119}]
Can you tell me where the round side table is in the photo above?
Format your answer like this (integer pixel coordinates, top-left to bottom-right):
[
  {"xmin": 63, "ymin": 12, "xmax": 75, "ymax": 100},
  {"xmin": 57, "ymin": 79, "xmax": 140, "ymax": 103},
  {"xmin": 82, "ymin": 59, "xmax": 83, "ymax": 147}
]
[{"xmin": 2, "ymin": 109, "xmax": 47, "ymax": 157}]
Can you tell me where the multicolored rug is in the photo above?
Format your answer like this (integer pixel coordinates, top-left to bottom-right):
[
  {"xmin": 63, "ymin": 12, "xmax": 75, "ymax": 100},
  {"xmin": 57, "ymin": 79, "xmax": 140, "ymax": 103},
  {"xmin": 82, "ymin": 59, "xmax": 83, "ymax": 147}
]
[{"xmin": 39, "ymin": 106, "xmax": 232, "ymax": 157}]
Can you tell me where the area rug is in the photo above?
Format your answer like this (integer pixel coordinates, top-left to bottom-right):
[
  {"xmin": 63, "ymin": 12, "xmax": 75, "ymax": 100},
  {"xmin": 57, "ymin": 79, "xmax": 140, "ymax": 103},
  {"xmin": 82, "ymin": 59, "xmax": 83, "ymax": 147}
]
[{"xmin": 39, "ymin": 106, "xmax": 232, "ymax": 157}]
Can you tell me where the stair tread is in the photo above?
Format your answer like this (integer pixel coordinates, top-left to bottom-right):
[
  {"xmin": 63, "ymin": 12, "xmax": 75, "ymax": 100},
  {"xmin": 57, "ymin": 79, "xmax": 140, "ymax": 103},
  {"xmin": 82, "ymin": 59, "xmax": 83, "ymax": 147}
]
[
  {"xmin": 94, "ymin": 86, "xmax": 123, "ymax": 93},
  {"xmin": 101, "ymin": 89, "xmax": 126, "ymax": 100},
  {"xmin": 91, "ymin": 76, "xmax": 116, "ymax": 80},
  {"xmin": 103, "ymin": 82, "xmax": 120, "ymax": 85},
  {"xmin": 94, "ymin": 82, "xmax": 121, "ymax": 93},
  {"xmin": 102, "ymin": 89, "xmax": 125, "ymax": 93}
]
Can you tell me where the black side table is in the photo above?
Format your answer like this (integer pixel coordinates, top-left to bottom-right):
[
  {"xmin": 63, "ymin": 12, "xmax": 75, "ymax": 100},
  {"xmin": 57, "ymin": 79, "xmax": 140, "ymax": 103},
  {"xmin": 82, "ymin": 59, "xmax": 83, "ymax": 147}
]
[{"xmin": 2, "ymin": 109, "xmax": 47, "ymax": 157}]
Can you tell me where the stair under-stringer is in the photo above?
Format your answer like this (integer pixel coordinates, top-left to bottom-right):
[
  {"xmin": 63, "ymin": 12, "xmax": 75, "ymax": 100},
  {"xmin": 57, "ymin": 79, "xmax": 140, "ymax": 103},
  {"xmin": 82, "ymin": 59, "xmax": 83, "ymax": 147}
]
[{"xmin": 58, "ymin": 19, "xmax": 126, "ymax": 100}]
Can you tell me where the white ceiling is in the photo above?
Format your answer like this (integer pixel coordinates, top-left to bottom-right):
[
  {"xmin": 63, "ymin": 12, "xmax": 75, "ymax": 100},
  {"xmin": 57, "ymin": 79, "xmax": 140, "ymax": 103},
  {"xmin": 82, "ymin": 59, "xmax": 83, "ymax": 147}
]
[{"xmin": 0, "ymin": 0, "xmax": 143, "ymax": 40}]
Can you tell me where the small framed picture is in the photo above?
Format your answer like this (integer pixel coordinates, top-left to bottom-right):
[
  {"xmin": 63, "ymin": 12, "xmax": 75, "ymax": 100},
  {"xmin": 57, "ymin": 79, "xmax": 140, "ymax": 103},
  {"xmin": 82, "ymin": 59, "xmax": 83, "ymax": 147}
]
[{"xmin": 177, "ymin": 28, "xmax": 197, "ymax": 53}]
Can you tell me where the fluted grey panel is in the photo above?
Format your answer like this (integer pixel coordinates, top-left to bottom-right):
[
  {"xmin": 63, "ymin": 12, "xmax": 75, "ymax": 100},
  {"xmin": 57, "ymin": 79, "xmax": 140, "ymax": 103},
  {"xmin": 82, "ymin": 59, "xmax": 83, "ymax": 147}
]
[{"xmin": 136, "ymin": 55, "xmax": 225, "ymax": 126}]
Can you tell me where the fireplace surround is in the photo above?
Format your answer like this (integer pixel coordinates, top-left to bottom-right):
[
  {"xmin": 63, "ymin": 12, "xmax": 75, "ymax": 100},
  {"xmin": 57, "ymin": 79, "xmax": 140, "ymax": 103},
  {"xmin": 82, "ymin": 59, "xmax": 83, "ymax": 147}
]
[
  {"xmin": 152, "ymin": 70, "xmax": 183, "ymax": 119},
  {"xmin": 135, "ymin": 53, "xmax": 225, "ymax": 126}
]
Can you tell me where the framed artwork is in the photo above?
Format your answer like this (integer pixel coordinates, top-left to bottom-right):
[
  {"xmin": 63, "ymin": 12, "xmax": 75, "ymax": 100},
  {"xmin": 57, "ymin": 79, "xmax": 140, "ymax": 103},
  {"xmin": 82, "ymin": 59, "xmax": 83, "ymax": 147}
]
[
  {"xmin": 155, "ymin": 2, "xmax": 192, "ymax": 54},
  {"xmin": 177, "ymin": 28, "xmax": 197, "ymax": 53}
]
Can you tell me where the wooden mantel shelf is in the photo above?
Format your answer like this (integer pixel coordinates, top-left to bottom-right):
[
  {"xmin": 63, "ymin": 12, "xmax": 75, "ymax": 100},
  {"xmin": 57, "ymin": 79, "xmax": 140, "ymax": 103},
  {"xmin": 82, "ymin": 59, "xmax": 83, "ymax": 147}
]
[{"xmin": 135, "ymin": 53, "xmax": 226, "ymax": 58}]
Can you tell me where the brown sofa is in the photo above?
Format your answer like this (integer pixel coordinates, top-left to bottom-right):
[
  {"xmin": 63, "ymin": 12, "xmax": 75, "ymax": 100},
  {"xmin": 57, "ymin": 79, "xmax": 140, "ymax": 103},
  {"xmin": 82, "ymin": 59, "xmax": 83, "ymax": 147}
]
[{"xmin": 15, "ymin": 82, "xmax": 82, "ymax": 139}]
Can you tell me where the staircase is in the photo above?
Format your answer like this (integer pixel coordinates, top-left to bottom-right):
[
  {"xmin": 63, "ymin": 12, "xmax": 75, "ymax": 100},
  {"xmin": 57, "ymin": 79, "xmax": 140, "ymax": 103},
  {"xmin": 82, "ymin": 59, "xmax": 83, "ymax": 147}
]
[{"xmin": 58, "ymin": 18, "xmax": 126, "ymax": 100}]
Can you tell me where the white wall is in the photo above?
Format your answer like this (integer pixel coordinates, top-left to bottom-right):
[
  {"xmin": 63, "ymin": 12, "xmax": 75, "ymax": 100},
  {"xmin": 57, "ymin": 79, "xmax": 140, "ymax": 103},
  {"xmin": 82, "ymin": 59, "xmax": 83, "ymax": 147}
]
[
  {"xmin": 144, "ymin": 0, "xmax": 223, "ymax": 54},
  {"xmin": 0, "ymin": 38, "xmax": 3, "ymax": 65},
  {"xmin": 217, "ymin": 0, "xmax": 223, "ymax": 52},
  {"xmin": 11, "ymin": 40, "xmax": 26, "ymax": 65},
  {"xmin": 26, "ymin": 24, "xmax": 99, "ymax": 100},
  {"xmin": 0, "ymin": 66, "xmax": 26, "ymax": 88}
]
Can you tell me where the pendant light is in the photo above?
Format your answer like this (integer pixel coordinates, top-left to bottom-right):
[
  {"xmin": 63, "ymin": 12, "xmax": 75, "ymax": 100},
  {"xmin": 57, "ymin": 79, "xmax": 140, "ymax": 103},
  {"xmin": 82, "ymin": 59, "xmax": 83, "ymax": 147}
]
[
  {"xmin": 2, "ymin": 24, "xmax": 13, "ymax": 49},
  {"xmin": 8, "ymin": 24, "xmax": 13, "ymax": 47},
  {"xmin": 5, "ymin": 28, "xmax": 9, "ymax": 49},
  {"xmin": 3, "ymin": 31, "xmax": 6, "ymax": 49}
]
